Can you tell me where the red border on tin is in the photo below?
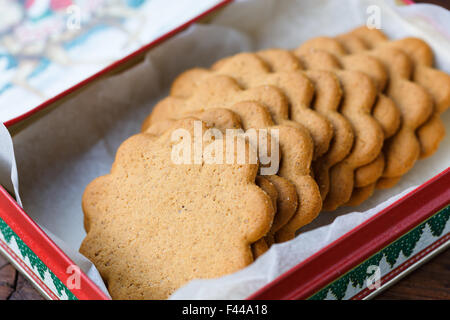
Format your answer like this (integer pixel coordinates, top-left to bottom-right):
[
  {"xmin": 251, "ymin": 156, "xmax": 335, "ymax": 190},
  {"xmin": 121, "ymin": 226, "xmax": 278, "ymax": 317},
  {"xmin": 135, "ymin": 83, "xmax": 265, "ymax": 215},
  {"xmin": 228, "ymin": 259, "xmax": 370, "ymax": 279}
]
[
  {"xmin": 4, "ymin": 0, "xmax": 449, "ymax": 301},
  {"xmin": 0, "ymin": 186, "xmax": 109, "ymax": 300},
  {"xmin": 249, "ymin": 168, "xmax": 450, "ymax": 300},
  {"xmin": 0, "ymin": 238, "xmax": 60, "ymax": 300},
  {"xmin": 352, "ymin": 233, "xmax": 449, "ymax": 300}
]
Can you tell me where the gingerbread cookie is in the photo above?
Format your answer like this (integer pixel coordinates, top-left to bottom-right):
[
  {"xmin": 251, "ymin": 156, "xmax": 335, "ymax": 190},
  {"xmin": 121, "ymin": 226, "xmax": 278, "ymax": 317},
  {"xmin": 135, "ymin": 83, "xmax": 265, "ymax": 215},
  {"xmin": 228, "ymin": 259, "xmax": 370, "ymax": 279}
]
[
  {"xmin": 344, "ymin": 153, "xmax": 384, "ymax": 207},
  {"xmin": 257, "ymin": 48, "xmax": 395, "ymax": 206},
  {"xmin": 171, "ymin": 53, "xmax": 333, "ymax": 159},
  {"xmin": 145, "ymin": 95, "xmax": 279, "ymax": 171},
  {"xmin": 348, "ymin": 26, "xmax": 450, "ymax": 159},
  {"xmin": 264, "ymin": 174, "xmax": 298, "ymax": 239},
  {"xmin": 344, "ymin": 184, "xmax": 376, "ymax": 207},
  {"xmin": 145, "ymin": 109, "xmax": 295, "ymax": 254},
  {"xmin": 146, "ymin": 74, "xmax": 290, "ymax": 127},
  {"xmin": 253, "ymin": 176, "xmax": 278, "ymax": 258},
  {"xmin": 332, "ymin": 31, "xmax": 433, "ymax": 187},
  {"xmin": 297, "ymin": 36, "xmax": 388, "ymax": 91},
  {"xmin": 256, "ymin": 49, "xmax": 354, "ymax": 200},
  {"xmin": 296, "ymin": 39, "xmax": 418, "ymax": 203},
  {"xmin": 171, "ymin": 50, "xmax": 352, "ymax": 199},
  {"xmin": 81, "ymin": 119, "xmax": 274, "ymax": 299},
  {"xmin": 249, "ymin": 174, "xmax": 299, "ymax": 246},
  {"xmin": 293, "ymin": 41, "xmax": 400, "ymax": 146},
  {"xmin": 353, "ymin": 153, "xmax": 385, "ymax": 188},
  {"xmin": 320, "ymin": 70, "xmax": 383, "ymax": 210},
  {"xmin": 144, "ymin": 108, "xmax": 243, "ymax": 135},
  {"xmin": 144, "ymin": 95, "xmax": 320, "ymax": 241},
  {"xmin": 146, "ymin": 112, "xmax": 298, "ymax": 244},
  {"xmin": 145, "ymin": 110, "xmax": 300, "ymax": 250},
  {"xmin": 264, "ymin": 49, "xmax": 384, "ymax": 210},
  {"xmin": 251, "ymin": 238, "xmax": 269, "ymax": 259},
  {"xmin": 273, "ymin": 123, "xmax": 321, "ymax": 240},
  {"xmin": 376, "ymin": 176, "xmax": 401, "ymax": 190}
]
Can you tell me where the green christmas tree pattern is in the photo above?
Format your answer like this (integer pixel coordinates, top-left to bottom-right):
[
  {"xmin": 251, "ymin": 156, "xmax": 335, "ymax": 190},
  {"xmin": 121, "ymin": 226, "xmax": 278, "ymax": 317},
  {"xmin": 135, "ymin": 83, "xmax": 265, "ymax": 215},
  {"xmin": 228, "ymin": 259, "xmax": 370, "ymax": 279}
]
[
  {"xmin": 384, "ymin": 224, "xmax": 425, "ymax": 267},
  {"xmin": 0, "ymin": 218, "xmax": 76, "ymax": 300},
  {"xmin": 428, "ymin": 208, "xmax": 448, "ymax": 236},
  {"xmin": 311, "ymin": 206, "xmax": 449, "ymax": 300},
  {"xmin": 0, "ymin": 205, "xmax": 448, "ymax": 301}
]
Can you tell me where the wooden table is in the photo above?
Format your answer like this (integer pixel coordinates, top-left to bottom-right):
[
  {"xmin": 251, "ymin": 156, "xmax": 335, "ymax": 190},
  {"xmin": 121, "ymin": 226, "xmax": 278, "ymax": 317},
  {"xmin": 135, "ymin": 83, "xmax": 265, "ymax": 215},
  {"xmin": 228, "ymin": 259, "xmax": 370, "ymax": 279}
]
[{"xmin": 0, "ymin": 0, "xmax": 449, "ymax": 301}]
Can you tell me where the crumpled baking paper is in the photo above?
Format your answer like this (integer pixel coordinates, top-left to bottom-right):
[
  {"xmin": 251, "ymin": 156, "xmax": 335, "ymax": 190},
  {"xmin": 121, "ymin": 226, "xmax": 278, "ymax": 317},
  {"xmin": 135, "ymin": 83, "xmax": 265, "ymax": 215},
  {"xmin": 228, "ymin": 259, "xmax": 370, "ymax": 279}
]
[{"xmin": 0, "ymin": 0, "xmax": 448, "ymax": 300}]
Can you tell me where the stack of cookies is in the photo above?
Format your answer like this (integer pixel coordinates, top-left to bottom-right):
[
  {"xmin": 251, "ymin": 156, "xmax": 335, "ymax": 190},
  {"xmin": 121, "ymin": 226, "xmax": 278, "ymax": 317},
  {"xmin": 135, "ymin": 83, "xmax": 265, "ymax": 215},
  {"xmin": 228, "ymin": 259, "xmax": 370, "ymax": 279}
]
[{"xmin": 80, "ymin": 26, "xmax": 450, "ymax": 299}]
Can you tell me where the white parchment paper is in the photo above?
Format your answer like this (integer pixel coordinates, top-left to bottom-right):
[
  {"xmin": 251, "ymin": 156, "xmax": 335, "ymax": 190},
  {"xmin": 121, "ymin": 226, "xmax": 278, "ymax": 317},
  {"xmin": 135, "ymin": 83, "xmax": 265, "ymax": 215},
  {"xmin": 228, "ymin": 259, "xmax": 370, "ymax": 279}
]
[{"xmin": 0, "ymin": 0, "xmax": 448, "ymax": 299}]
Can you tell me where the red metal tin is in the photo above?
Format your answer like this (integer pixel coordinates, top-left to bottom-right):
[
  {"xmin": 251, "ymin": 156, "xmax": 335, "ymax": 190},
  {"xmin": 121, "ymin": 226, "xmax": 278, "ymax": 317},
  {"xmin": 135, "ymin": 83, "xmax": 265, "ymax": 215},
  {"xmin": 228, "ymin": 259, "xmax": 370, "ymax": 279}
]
[{"xmin": 1, "ymin": 0, "xmax": 449, "ymax": 300}]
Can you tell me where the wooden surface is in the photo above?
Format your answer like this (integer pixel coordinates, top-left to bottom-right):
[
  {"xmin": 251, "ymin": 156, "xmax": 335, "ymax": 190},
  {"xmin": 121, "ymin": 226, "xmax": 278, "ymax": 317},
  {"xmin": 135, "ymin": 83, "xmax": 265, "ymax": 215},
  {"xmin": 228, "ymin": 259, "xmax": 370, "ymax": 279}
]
[
  {"xmin": 0, "ymin": 254, "xmax": 43, "ymax": 300},
  {"xmin": 375, "ymin": 249, "xmax": 450, "ymax": 300},
  {"xmin": 0, "ymin": 244, "xmax": 448, "ymax": 300},
  {"xmin": 416, "ymin": 0, "xmax": 450, "ymax": 8},
  {"xmin": 0, "ymin": 0, "xmax": 449, "ymax": 301}
]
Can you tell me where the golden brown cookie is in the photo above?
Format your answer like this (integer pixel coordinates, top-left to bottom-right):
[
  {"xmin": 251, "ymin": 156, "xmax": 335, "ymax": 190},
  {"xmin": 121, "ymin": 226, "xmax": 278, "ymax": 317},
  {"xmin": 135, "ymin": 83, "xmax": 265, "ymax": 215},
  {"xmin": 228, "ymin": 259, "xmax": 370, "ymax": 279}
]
[
  {"xmin": 145, "ymin": 112, "xmax": 298, "ymax": 245},
  {"xmin": 171, "ymin": 49, "xmax": 351, "ymax": 200},
  {"xmin": 293, "ymin": 40, "xmax": 401, "ymax": 144},
  {"xmin": 145, "ymin": 89, "xmax": 321, "ymax": 241},
  {"xmin": 297, "ymin": 36, "xmax": 388, "ymax": 91},
  {"xmin": 270, "ymin": 49, "xmax": 384, "ymax": 211},
  {"xmin": 256, "ymin": 48, "xmax": 392, "ymax": 207},
  {"xmin": 251, "ymin": 238, "xmax": 269, "ymax": 259},
  {"xmin": 294, "ymin": 40, "xmax": 401, "ymax": 153},
  {"xmin": 171, "ymin": 53, "xmax": 333, "ymax": 159},
  {"xmin": 273, "ymin": 123, "xmax": 320, "ymax": 240},
  {"xmin": 345, "ymin": 153, "xmax": 384, "ymax": 207},
  {"xmin": 296, "ymin": 38, "xmax": 426, "ymax": 205},
  {"xmin": 348, "ymin": 27, "xmax": 449, "ymax": 159},
  {"xmin": 257, "ymin": 175, "xmax": 303, "ymax": 247},
  {"xmin": 144, "ymin": 109, "xmax": 283, "ymax": 255},
  {"xmin": 376, "ymin": 176, "xmax": 402, "ymax": 189},
  {"xmin": 372, "ymin": 94, "xmax": 401, "ymax": 140},
  {"xmin": 146, "ymin": 75, "xmax": 290, "ymax": 127},
  {"xmin": 319, "ymin": 70, "xmax": 383, "ymax": 210},
  {"xmin": 256, "ymin": 49, "xmax": 354, "ymax": 201},
  {"xmin": 144, "ymin": 108, "xmax": 243, "ymax": 135},
  {"xmin": 81, "ymin": 119, "xmax": 274, "ymax": 299},
  {"xmin": 264, "ymin": 174, "xmax": 298, "ymax": 241},
  {"xmin": 333, "ymin": 31, "xmax": 434, "ymax": 187},
  {"xmin": 346, "ymin": 93, "xmax": 399, "ymax": 204},
  {"xmin": 253, "ymin": 176, "xmax": 278, "ymax": 258},
  {"xmin": 344, "ymin": 184, "xmax": 376, "ymax": 207}
]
